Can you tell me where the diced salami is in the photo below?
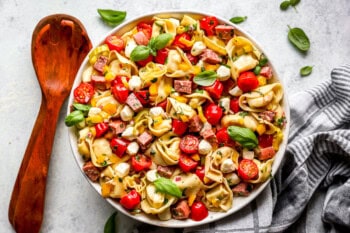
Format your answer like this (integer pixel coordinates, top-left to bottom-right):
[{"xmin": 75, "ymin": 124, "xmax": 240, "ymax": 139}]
[
  {"xmin": 137, "ymin": 131, "xmax": 153, "ymax": 149},
  {"xmin": 200, "ymin": 128, "xmax": 216, "ymax": 139},
  {"xmin": 200, "ymin": 49, "xmax": 222, "ymax": 64},
  {"xmin": 91, "ymin": 75, "xmax": 107, "ymax": 90},
  {"xmin": 171, "ymin": 200, "xmax": 191, "ymax": 220},
  {"xmin": 260, "ymin": 66, "xmax": 273, "ymax": 79},
  {"xmin": 232, "ymin": 182, "xmax": 252, "ymax": 197},
  {"xmin": 126, "ymin": 93, "xmax": 143, "ymax": 112},
  {"xmin": 157, "ymin": 165, "xmax": 175, "ymax": 178},
  {"xmin": 174, "ymin": 80, "xmax": 192, "ymax": 94},
  {"xmin": 109, "ymin": 120, "xmax": 126, "ymax": 135},
  {"xmin": 188, "ymin": 115, "xmax": 203, "ymax": 132},
  {"xmin": 82, "ymin": 161, "xmax": 100, "ymax": 182},
  {"xmin": 258, "ymin": 146, "xmax": 276, "ymax": 160},
  {"xmin": 93, "ymin": 55, "xmax": 108, "ymax": 73},
  {"xmin": 133, "ymin": 31, "xmax": 150, "ymax": 46},
  {"xmin": 215, "ymin": 25, "xmax": 234, "ymax": 40},
  {"xmin": 259, "ymin": 110, "xmax": 276, "ymax": 122}
]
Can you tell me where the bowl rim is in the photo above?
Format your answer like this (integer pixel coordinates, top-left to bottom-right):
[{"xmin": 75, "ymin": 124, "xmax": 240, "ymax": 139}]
[{"xmin": 67, "ymin": 10, "xmax": 290, "ymax": 228}]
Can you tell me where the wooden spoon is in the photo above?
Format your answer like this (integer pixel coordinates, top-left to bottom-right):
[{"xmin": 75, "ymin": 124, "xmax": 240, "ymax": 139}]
[{"xmin": 8, "ymin": 14, "xmax": 92, "ymax": 233}]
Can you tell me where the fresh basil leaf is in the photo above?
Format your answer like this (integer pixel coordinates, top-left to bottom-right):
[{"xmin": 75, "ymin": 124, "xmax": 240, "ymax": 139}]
[
  {"xmin": 229, "ymin": 16, "xmax": 247, "ymax": 24},
  {"xmin": 227, "ymin": 126, "xmax": 258, "ymax": 149},
  {"xmin": 289, "ymin": 0, "xmax": 300, "ymax": 6},
  {"xmin": 104, "ymin": 212, "xmax": 118, "ymax": 233},
  {"xmin": 130, "ymin": 45, "xmax": 151, "ymax": 62},
  {"xmin": 259, "ymin": 56, "xmax": 268, "ymax": 66},
  {"xmin": 280, "ymin": 1, "xmax": 291, "ymax": 10},
  {"xmin": 300, "ymin": 65, "xmax": 313, "ymax": 76},
  {"xmin": 65, "ymin": 110, "xmax": 84, "ymax": 127},
  {"xmin": 73, "ymin": 103, "xmax": 91, "ymax": 116},
  {"xmin": 152, "ymin": 33, "xmax": 173, "ymax": 51},
  {"xmin": 97, "ymin": 9, "xmax": 126, "ymax": 26},
  {"xmin": 154, "ymin": 177, "xmax": 182, "ymax": 198},
  {"xmin": 253, "ymin": 65, "xmax": 261, "ymax": 75},
  {"xmin": 193, "ymin": 70, "xmax": 217, "ymax": 86},
  {"xmin": 288, "ymin": 26, "xmax": 310, "ymax": 52}
]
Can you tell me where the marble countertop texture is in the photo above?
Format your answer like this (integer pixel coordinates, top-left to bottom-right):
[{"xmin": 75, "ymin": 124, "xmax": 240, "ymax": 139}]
[{"xmin": 1, "ymin": 0, "xmax": 349, "ymax": 232}]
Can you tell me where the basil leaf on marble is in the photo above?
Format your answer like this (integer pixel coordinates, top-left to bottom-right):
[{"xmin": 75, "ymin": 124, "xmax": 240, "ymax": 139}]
[
  {"xmin": 97, "ymin": 9, "xmax": 126, "ymax": 26},
  {"xmin": 288, "ymin": 26, "xmax": 310, "ymax": 52},
  {"xmin": 229, "ymin": 16, "xmax": 247, "ymax": 24},
  {"xmin": 104, "ymin": 211, "xmax": 118, "ymax": 233},
  {"xmin": 280, "ymin": 1, "xmax": 291, "ymax": 10},
  {"xmin": 290, "ymin": 0, "xmax": 300, "ymax": 6},
  {"xmin": 300, "ymin": 65, "xmax": 313, "ymax": 76},
  {"xmin": 193, "ymin": 70, "xmax": 217, "ymax": 86}
]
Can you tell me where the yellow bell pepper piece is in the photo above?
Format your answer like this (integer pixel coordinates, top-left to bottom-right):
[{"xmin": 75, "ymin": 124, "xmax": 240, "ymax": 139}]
[
  {"xmin": 191, "ymin": 154, "xmax": 200, "ymax": 161},
  {"xmin": 179, "ymin": 115, "xmax": 189, "ymax": 122},
  {"xmin": 178, "ymin": 62, "xmax": 191, "ymax": 71},
  {"xmin": 192, "ymin": 65, "xmax": 201, "ymax": 75},
  {"xmin": 197, "ymin": 106, "xmax": 207, "ymax": 123},
  {"xmin": 188, "ymin": 193, "xmax": 197, "ymax": 207},
  {"xmin": 256, "ymin": 124, "xmax": 266, "ymax": 135},
  {"xmin": 86, "ymin": 114, "xmax": 103, "ymax": 124},
  {"xmin": 153, "ymin": 116, "xmax": 163, "ymax": 127},
  {"xmin": 103, "ymin": 103, "xmax": 117, "ymax": 115},
  {"xmin": 257, "ymin": 75, "xmax": 267, "ymax": 86},
  {"xmin": 273, "ymin": 131, "xmax": 284, "ymax": 151},
  {"xmin": 204, "ymin": 63, "xmax": 219, "ymax": 71},
  {"xmin": 101, "ymin": 183, "xmax": 113, "ymax": 197},
  {"xmin": 175, "ymin": 96, "xmax": 188, "ymax": 103},
  {"xmin": 149, "ymin": 83, "xmax": 159, "ymax": 96}
]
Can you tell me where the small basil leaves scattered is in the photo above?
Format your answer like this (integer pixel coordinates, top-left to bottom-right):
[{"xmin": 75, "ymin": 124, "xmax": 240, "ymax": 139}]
[
  {"xmin": 280, "ymin": 1, "xmax": 291, "ymax": 10},
  {"xmin": 229, "ymin": 16, "xmax": 247, "ymax": 24},
  {"xmin": 65, "ymin": 104, "xmax": 91, "ymax": 127},
  {"xmin": 97, "ymin": 9, "xmax": 126, "ymax": 26},
  {"xmin": 300, "ymin": 65, "xmax": 313, "ymax": 76},
  {"xmin": 154, "ymin": 177, "xmax": 182, "ymax": 198},
  {"xmin": 290, "ymin": 0, "xmax": 300, "ymax": 6},
  {"xmin": 104, "ymin": 211, "xmax": 118, "ymax": 233},
  {"xmin": 227, "ymin": 126, "xmax": 258, "ymax": 149},
  {"xmin": 193, "ymin": 70, "xmax": 217, "ymax": 86},
  {"xmin": 287, "ymin": 26, "xmax": 310, "ymax": 52}
]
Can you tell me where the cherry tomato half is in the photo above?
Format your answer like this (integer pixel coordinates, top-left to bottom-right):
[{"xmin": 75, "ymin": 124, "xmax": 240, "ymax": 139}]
[
  {"xmin": 110, "ymin": 138, "xmax": 129, "ymax": 157},
  {"xmin": 131, "ymin": 154, "xmax": 152, "ymax": 172},
  {"xmin": 216, "ymin": 128, "xmax": 235, "ymax": 147},
  {"xmin": 136, "ymin": 22, "xmax": 152, "ymax": 40},
  {"xmin": 191, "ymin": 201, "xmax": 208, "ymax": 221},
  {"xmin": 134, "ymin": 90, "xmax": 150, "ymax": 105},
  {"xmin": 172, "ymin": 119, "xmax": 188, "ymax": 136},
  {"xmin": 172, "ymin": 33, "xmax": 192, "ymax": 50},
  {"xmin": 154, "ymin": 48, "xmax": 169, "ymax": 64},
  {"xmin": 95, "ymin": 122, "xmax": 109, "ymax": 138},
  {"xmin": 237, "ymin": 71, "xmax": 259, "ymax": 92},
  {"xmin": 204, "ymin": 103, "xmax": 223, "ymax": 125},
  {"xmin": 73, "ymin": 82, "xmax": 94, "ymax": 104},
  {"xmin": 120, "ymin": 190, "xmax": 141, "ymax": 210},
  {"xmin": 179, "ymin": 135, "xmax": 199, "ymax": 154},
  {"xmin": 230, "ymin": 97, "xmax": 240, "ymax": 113},
  {"xmin": 204, "ymin": 80, "xmax": 223, "ymax": 99},
  {"xmin": 179, "ymin": 154, "xmax": 198, "ymax": 172},
  {"xmin": 238, "ymin": 159, "xmax": 259, "ymax": 180},
  {"xmin": 105, "ymin": 35, "xmax": 125, "ymax": 52},
  {"xmin": 195, "ymin": 166, "xmax": 205, "ymax": 181},
  {"xmin": 111, "ymin": 83, "xmax": 129, "ymax": 104},
  {"xmin": 199, "ymin": 16, "xmax": 218, "ymax": 36}
]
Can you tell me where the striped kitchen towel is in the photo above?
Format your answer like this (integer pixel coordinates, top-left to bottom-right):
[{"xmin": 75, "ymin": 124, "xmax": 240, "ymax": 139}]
[{"xmin": 131, "ymin": 65, "xmax": 350, "ymax": 233}]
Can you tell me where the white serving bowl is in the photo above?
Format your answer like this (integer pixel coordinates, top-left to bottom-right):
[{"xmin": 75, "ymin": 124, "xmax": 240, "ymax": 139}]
[{"xmin": 67, "ymin": 10, "xmax": 290, "ymax": 228}]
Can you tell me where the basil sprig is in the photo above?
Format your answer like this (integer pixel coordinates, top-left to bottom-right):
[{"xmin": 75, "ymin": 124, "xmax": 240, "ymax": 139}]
[
  {"xmin": 229, "ymin": 16, "xmax": 247, "ymax": 24},
  {"xmin": 288, "ymin": 26, "xmax": 310, "ymax": 52},
  {"xmin": 227, "ymin": 126, "xmax": 258, "ymax": 149},
  {"xmin": 104, "ymin": 212, "xmax": 117, "ymax": 233},
  {"xmin": 300, "ymin": 65, "xmax": 313, "ymax": 76},
  {"xmin": 193, "ymin": 70, "xmax": 217, "ymax": 86},
  {"xmin": 154, "ymin": 177, "xmax": 182, "ymax": 198},
  {"xmin": 64, "ymin": 103, "xmax": 91, "ymax": 127},
  {"xmin": 130, "ymin": 33, "xmax": 173, "ymax": 61},
  {"xmin": 97, "ymin": 9, "xmax": 126, "ymax": 26}
]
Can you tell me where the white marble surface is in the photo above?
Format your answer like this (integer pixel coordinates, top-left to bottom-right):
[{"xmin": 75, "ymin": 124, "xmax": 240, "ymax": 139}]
[{"xmin": 1, "ymin": 0, "xmax": 349, "ymax": 232}]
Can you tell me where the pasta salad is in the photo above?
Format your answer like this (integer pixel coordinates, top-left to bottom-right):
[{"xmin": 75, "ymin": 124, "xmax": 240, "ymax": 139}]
[{"xmin": 66, "ymin": 14, "xmax": 286, "ymax": 222}]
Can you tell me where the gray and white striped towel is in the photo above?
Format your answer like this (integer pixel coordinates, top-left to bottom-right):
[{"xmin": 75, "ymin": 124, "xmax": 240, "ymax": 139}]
[{"xmin": 129, "ymin": 65, "xmax": 350, "ymax": 233}]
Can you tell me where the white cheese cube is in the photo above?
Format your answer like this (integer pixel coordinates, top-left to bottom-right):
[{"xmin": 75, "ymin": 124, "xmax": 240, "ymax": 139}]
[
  {"xmin": 191, "ymin": 41, "xmax": 206, "ymax": 56},
  {"xmin": 219, "ymin": 97, "xmax": 230, "ymax": 114},
  {"xmin": 229, "ymin": 85, "xmax": 243, "ymax": 97},
  {"xmin": 120, "ymin": 105, "xmax": 134, "ymax": 121},
  {"xmin": 149, "ymin": 106, "xmax": 165, "ymax": 117},
  {"xmin": 115, "ymin": 162, "xmax": 130, "ymax": 178},
  {"xmin": 122, "ymin": 127, "xmax": 137, "ymax": 141},
  {"xmin": 146, "ymin": 169, "xmax": 158, "ymax": 182},
  {"xmin": 220, "ymin": 158, "xmax": 236, "ymax": 173},
  {"xmin": 242, "ymin": 148, "xmax": 255, "ymax": 160},
  {"xmin": 216, "ymin": 65, "xmax": 231, "ymax": 81},
  {"xmin": 225, "ymin": 172, "xmax": 241, "ymax": 186},
  {"xmin": 128, "ymin": 75, "xmax": 142, "ymax": 91},
  {"xmin": 126, "ymin": 141, "xmax": 139, "ymax": 155},
  {"xmin": 124, "ymin": 38, "xmax": 137, "ymax": 58},
  {"xmin": 198, "ymin": 139, "xmax": 212, "ymax": 155},
  {"xmin": 88, "ymin": 107, "xmax": 101, "ymax": 117}
]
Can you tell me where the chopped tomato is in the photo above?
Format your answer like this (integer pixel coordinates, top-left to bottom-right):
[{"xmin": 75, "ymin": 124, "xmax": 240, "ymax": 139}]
[
  {"xmin": 156, "ymin": 99, "xmax": 167, "ymax": 110},
  {"xmin": 154, "ymin": 48, "xmax": 169, "ymax": 64},
  {"xmin": 105, "ymin": 35, "xmax": 124, "ymax": 52},
  {"xmin": 258, "ymin": 146, "xmax": 276, "ymax": 160},
  {"xmin": 185, "ymin": 52, "xmax": 198, "ymax": 65},
  {"xmin": 230, "ymin": 97, "xmax": 240, "ymax": 113},
  {"xmin": 111, "ymin": 83, "xmax": 129, "ymax": 104},
  {"xmin": 95, "ymin": 122, "xmax": 109, "ymax": 138},
  {"xmin": 258, "ymin": 134, "xmax": 274, "ymax": 148},
  {"xmin": 222, "ymin": 78, "xmax": 235, "ymax": 95},
  {"xmin": 191, "ymin": 201, "xmax": 208, "ymax": 221},
  {"xmin": 195, "ymin": 166, "xmax": 205, "ymax": 181},
  {"xmin": 120, "ymin": 190, "xmax": 141, "ymax": 210},
  {"xmin": 111, "ymin": 76, "xmax": 129, "ymax": 86},
  {"xmin": 204, "ymin": 80, "xmax": 223, "ymax": 99},
  {"xmin": 131, "ymin": 154, "xmax": 152, "ymax": 172},
  {"xmin": 172, "ymin": 119, "xmax": 188, "ymax": 136},
  {"xmin": 216, "ymin": 128, "xmax": 235, "ymax": 147},
  {"xmin": 179, "ymin": 135, "xmax": 199, "ymax": 154},
  {"xmin": 179, "ymin": 154, "xmax": 198, "ymax": 172},
  {"xmin": 237, "ymin": 71, "xmax": 259, "ymax": 92},
  {"xmin": 110, "ymin": 138, "xmax": 129, "ymax": 157},
  {"xmin": 204, "ymin": 103, "xmax": 223, "ymax": 125},
  {"xmin": 199, "ymin": 16, "xmax": 218, "ymax": 36},
  {"xmin": 136, "ymin": 54, "xmax": 153, "ymax": 67},
  {"xmin": 136, "ymin": 22, "xmax": 152, "ymax": 40},
  {"xmin": 172, "ymin": 33, "xmax": 192, "ymax": 50},
  {"xmin": 134, "ymin": 90, "xmax": 150, "ymax": 105},
  {"xmin": 73, "ymin": 82, "xmax": 94, "ymax": 104},
  {"xmin": 238, "ymin": 159, "xmax": 259, "ymax": 180}
]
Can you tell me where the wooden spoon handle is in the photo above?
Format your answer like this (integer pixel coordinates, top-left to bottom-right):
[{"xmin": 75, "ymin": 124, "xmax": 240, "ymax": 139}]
[{"xmin": 9, "ymin": 98, "xmax": 63, "ymax": 233}]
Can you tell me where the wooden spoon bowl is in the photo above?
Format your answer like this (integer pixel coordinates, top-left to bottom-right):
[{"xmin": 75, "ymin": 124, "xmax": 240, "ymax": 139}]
[{"xmin": 8, "ymin": 14, "xmax": 92, "ymax": 233}]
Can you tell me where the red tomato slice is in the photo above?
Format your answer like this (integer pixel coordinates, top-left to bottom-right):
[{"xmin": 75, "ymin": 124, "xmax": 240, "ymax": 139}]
[
  {"xmin": 179, "ymin": 135, "xmax": 199, "ymax": 154},
  {"xmin": 216, "ymin": 128, "xmax": 235, "ymax": 147},
  {"xmin": 204, "ymin": 80, "xmax": 223, "ymax": 99},
  {"xmin": 199, "ymin": 16, "xmax": 218, "ymax": 36},
  {"xmin": 136, "ymin": 22, "xmax": 152, "ymax": 40},
  {"xmin": 204, "ymin": 103, "xmax": 223, "ymax": 125},
  {"xmin": 154, "ymin": 48, "xmax": 169, "ymax": 64},
  {"xmin": 195, "ymin": 166, "xmax": 205, "ymax": 181},
  {"xmin": 131, "ymin": 154, "xmax": 152, "ymax": 172},
  {"xmin": 105, "ymin": 35, "xmax": 125, "ymax": 52},
  {"xmin": 120, "ymin": 190, "xmax": 141, "ymax": 210},
  {"xmin": 230, "ymin": 97, "xmax": 240, "ymax": 113},
  {"xmin": 172, "ymin": 119, "xmax": 188, "ymax": 136},
  {"xmin": 172, "ymin": 33, "xmax": 192, "ymax": 50},
  {"xmin": 111, "ymin": 83, "xmax": 129, "ymax": 104},
  {"xmin": 191, "ymin": 201, "xmax": 208, "ymax": 221},
  {"xmin": 238, "ymin": 159, "xmax": 259, "ymax": 180},
  {"xmin": 73, "ymin": 82, "xmax": 94, "ymax": 104},
  {"xmin": 134, "ymin": 90, "xmax": 150, "ymax": 105},
  {"xmin": 110, "ymin": 138, "xmax": 129, "ymax": 157},
  {"xmin": 237, "ymin": 71, "xmax": 259, "ymax": 92},
  {"xmin": 95, "ymin": 122, "xmax": 109, "ymax": 138},
  {"xmin": 179, "ymin": 154, "xmax": 198, "ymax": 172},
  {"xmin": 258, "ymin": 134, "xmax": 274, "ymax": 148}
]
